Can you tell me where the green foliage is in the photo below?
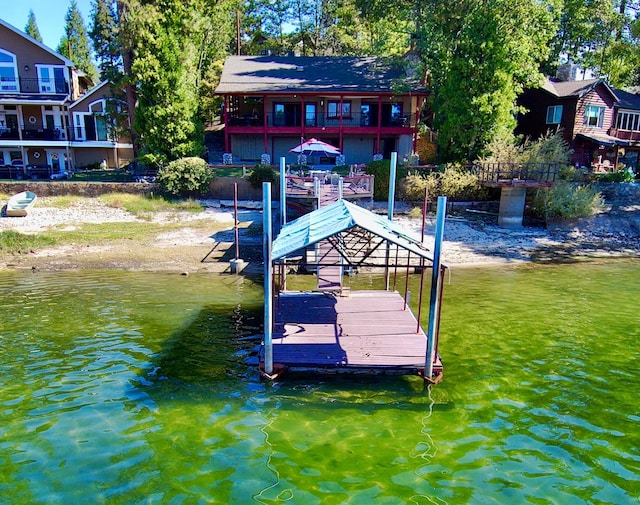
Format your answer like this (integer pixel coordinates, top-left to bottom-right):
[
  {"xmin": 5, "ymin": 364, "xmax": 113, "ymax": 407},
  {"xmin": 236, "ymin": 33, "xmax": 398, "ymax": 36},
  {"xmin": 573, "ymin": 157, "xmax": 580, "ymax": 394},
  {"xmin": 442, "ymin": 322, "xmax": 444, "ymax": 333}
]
[
  {"xmin": 531, "ymin": 181, "xmax": 603, "ymax": 221},
  {"xmin": 594, "ymin": 168, "xmax": 636, "ymax": 183},
  {"xmin": 402, "ymin": 166, "xmax": 484, "ymax": 202},
  {"xmin": 157, "ymin": 157, "xmax": 214, "ymax": 196},
  {"xmin": 558, "ymin": 165, "xmax": 588, "ymax": 183},
  {"xmin": 413, "ymin": 0, "xmax": 557, "ymax": 162},
  {"xmin": 123, "ymin": 0, "xmax": 235, "ymax": 162},
  {"xmin": 479, "ymin": 130, "xmax": 572, "ymax": 166},
  {"xmin": 89, "ymin": 0, "xmax": 121, "ymax": 82},
  {"xmin": 57, "ymin": 0, "xmax": 98, "ymax": 82},
  {"xmin": 25, "ymin": 10, "xmax": 43, "ymax": 42},
  {"xmin": 247, "ymin": 164, "xmax": 277, "ymax": 188},
  {"xmin": 545, "ymin": 0, "xmax": 640, "ymax": 87},
  {"xmin": 364, "ymin": 159, "xmax": 398, "ymax": 201},
  {"xmin": 0, "ymin": 231, "xmax": 55, "ymax": 253},
  {"xmin": 98, "ymin": 193, "xmax": 203, "ymax": 215}
]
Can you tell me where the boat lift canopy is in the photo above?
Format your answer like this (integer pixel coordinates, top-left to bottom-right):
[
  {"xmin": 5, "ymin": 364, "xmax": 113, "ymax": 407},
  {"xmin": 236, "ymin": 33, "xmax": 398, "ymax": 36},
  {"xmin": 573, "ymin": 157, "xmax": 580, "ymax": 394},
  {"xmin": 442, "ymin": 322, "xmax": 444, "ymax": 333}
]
[{"xmin": 271, "ymin": 199, "xmax": 438, "ymax": 268}]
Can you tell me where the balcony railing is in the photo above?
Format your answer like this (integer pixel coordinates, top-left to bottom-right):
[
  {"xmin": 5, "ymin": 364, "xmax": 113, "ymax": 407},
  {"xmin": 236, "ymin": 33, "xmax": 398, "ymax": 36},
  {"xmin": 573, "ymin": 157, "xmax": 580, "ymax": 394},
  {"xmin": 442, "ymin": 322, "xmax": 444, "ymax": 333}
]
[
  {"xmin": 226, "ymin": 111, "xmax": 413, "ymax": 129},
  {"xmin": 0, "ymin": 77, "xmax": 70, "ymax": 95},
  {"xmin": 0, "ymin": 124, "xmax": 113, "ymax": 142},
  {"xmin": 0, "ymin": 125, "xmax": 66, "ymax": 141}
]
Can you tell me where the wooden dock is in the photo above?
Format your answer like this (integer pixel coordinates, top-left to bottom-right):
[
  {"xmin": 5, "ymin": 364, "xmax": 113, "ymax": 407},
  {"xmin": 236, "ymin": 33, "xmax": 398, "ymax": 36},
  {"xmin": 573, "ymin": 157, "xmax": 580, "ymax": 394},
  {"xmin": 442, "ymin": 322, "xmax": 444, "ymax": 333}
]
[{"xmin": 263, "ymin": 290, "xmax": 442, "ymax": 376}]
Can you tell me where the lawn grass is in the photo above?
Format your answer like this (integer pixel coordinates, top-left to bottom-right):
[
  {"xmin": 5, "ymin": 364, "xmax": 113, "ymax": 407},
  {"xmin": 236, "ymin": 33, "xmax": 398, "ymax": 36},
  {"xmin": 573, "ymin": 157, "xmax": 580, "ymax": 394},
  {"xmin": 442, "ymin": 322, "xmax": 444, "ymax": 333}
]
[
  {"xmin": 0, "ymin": 230, "xmax": 57, "ymax": 253},
  {"xmin": 69, "ymin": 169, "xmax": 133, "ymax": 182},
  {"xmin": 97, "ymin": 193, "xmax": 203, "ymax": 216}
]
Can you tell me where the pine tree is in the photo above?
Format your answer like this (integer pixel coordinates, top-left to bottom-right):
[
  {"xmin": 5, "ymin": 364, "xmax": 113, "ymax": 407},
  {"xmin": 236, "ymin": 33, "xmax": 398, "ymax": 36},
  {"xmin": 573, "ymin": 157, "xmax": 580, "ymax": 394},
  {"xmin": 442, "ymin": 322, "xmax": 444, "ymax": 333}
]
[
  {"xmin": 25, "ymin": 10, "xmax": 43, "ymax": 42},
  {"xmin": 57, "ymin": 0, "xmax": 98, "ymax": 83},
  {"xmin": 89, "ymin": 0, "xmax": 122, "ymax": 82}
]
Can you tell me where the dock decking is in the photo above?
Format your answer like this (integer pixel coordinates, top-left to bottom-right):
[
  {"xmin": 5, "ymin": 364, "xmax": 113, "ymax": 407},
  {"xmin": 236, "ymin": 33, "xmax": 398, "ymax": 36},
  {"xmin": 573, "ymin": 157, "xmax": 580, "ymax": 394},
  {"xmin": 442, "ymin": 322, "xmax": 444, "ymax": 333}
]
[{"xmin": 263, "ymin": 290, "xmax": 442, "ymax": 376}]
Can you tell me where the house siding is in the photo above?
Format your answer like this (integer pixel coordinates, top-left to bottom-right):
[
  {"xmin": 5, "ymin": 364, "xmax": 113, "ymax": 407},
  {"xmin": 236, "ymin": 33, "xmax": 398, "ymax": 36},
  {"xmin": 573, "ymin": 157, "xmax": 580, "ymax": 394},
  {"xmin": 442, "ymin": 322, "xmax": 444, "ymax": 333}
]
[
  {"xmin": 0, "ymin": 23, "xmax": 132, "ymax": 173},
  {"xmin": 573, "ymin": 84, "xmax": 616, "ymax": 136}
]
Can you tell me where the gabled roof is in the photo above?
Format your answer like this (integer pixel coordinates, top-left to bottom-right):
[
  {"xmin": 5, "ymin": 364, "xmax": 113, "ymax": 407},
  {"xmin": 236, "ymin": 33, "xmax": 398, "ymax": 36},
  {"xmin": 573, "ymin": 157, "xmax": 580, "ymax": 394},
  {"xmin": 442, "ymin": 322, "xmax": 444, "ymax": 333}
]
[
  {"xmin": 271, "ymin": 199, "xmax": 435, "ymax": 264},
  {"xmin": 0, "ymin": 18, "xmax": 75, "ymax": 68},
  {"xmin": 69, "ymin": 80, "xmax": 110, "ymax": 109},
  {"xmin": 611, "ymin": 87, "xmax": 640, "ymax": 111},
  {"xmin": 541, "ymin": 77, "xmax": 618, "ymax": 101},
  {"xmin": 215, "ymin": 55, "xmax": 427, "ymax": 95}
]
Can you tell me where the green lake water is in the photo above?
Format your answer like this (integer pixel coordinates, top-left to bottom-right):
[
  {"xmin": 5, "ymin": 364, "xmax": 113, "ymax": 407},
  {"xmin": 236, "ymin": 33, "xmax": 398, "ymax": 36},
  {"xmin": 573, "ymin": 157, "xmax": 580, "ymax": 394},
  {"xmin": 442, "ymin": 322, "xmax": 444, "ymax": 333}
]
[{"xmin": 0, "ymin": 261, "xmax": 638, "ymax": 504}]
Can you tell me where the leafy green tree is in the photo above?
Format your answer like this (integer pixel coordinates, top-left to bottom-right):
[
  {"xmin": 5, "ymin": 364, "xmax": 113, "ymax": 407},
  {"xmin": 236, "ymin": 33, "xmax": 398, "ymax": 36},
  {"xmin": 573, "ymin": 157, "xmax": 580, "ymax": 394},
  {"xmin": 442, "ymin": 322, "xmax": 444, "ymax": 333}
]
[
  {"xmin": 546, "ymin": 0, "xmax": 640, "ymax": 87},
  {"xmin": 57, "ymin": 1, "xmax": 99, "ymax": 82},
  {"xmin": 119, "ymin": 0, "xmax": 235, "ymax": 162},
  {"xmin": 25, "ymin": 10, "xmax": 43, "ymax": 42},
  {"xmin": 90, "ymin": 0, "xmax": 122, "ymax": 82},
  {"xmin": 416, "ymin": 0, "xmax": 558, "ymax": 162}
]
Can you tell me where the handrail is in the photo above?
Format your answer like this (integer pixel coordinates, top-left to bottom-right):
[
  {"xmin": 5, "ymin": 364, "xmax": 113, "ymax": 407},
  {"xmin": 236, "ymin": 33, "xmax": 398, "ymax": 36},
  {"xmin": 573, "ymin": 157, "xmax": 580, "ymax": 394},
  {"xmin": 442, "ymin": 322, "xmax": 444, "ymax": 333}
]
[{"xmin": 472, "ymin": 162, "xmax": 559, "ymax": 184}]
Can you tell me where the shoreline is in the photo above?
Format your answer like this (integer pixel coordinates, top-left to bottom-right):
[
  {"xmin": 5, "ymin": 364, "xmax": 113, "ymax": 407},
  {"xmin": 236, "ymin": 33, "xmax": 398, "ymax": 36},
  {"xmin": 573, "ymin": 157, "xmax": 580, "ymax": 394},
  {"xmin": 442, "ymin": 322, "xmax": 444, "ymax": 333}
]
[{"xmin": 1, "ymin": 198, "xmax": 639, "ymax": 273}]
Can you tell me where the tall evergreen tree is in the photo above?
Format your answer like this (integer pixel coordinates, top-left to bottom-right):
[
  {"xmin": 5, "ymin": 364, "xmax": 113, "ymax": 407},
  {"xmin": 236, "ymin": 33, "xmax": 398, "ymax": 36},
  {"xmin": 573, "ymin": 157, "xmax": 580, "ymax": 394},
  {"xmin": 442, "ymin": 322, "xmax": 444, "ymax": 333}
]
[
  {"xmin": 57, "ymin": 1, "xmax": 99, "ymax": 83},
  {"xmin": 25, "ymin": 10, "xmax": 43, "ymax": 42},
  {"xmin": 119, "ymin": 0, "xmax": 235, "ymax": 162},
  {"xmin": 90, "ymin": 0, "xmax": 122, "ymax": 82}
]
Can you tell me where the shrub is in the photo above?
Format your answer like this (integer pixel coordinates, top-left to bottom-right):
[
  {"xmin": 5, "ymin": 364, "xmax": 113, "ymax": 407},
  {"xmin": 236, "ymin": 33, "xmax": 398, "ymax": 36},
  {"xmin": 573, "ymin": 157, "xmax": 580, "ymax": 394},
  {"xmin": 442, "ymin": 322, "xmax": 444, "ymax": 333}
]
[
  {"xmin": 157, "ymin": 157, "xmax": 213, "ymax": 196},
  {"xmin": 401, "ymin": 166, "xmax": 485, "ymax": 202},
  {"xmin": 364, "ymin": 159, "xmax": 407, "ymax": 200},
  {"xmin": 478, "ymin": 130, "xmax": 572, "ymax": 166},
  {"xmin": 247, "ymin": 164, "xmax": 277, "ymax": 188},
  {"xmin": 593, "ymin": 168, "xmax": 635, "ymax": 183},
  {"xmin": 531, "ymin": 181, "xmax": 603, "ymax": 221}
]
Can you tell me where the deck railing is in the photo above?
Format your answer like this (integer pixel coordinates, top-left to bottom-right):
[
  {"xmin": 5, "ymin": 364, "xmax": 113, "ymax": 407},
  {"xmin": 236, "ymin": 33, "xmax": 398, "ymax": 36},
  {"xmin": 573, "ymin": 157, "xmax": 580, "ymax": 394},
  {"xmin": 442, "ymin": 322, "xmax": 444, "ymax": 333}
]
[
  {"xmin": 226, "ymin": 111, "xmax": 413, "ymax": 129},
  {"xmin": 472, "ymin": 162, "xmax": 559, "ymax": 186},
  {"xmin": 285, "ymin": 173, "xmax": 374, "ymax": 199}
]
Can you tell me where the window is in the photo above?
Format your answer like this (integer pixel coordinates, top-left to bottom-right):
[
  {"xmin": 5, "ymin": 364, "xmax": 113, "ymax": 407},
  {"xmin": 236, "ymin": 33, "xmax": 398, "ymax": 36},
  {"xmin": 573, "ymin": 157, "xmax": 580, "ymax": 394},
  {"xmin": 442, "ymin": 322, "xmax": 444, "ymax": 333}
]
[
  {"xmin": 305, "ymin": 103, "xmax": 316, "ymax": 127},
  {"xmin": 546, "ymin": 105, "xmax": 563, "ymax": 124},
  {"xmin": 584, "ymin": 105, "xmax": 605, "ymax": 128},
  {"xmin": 37, "ymin": 65, "xmax": 67, "ymax": 93},
  {"xmin": 0, "ymin": 49, "xmax": 18, "ymax": 92},
  {"xmin": 273, "ymin": 103, "xmax": 285, "ymax": 126},
  {"xmin": 327, "ymin": 101, "xmax": 351, "ymax": 119},
  {"xmin": 616, "ymin": 111, "xmax": 640, "ymax": 132}
]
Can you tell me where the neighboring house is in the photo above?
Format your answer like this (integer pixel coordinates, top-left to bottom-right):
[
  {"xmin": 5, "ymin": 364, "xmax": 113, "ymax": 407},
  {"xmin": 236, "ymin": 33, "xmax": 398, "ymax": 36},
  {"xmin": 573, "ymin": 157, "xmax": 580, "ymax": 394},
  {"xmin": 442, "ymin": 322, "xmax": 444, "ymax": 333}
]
[
  {"xmin": 517, "ymin": 69, "xmax": 640, "ymax": 171},
  {"xmin": 0, "ymin": 18, "xmax": 133, "ymax": 178},
  {"xmin": 214, "ymin": 55, "xmax": 428, "ymax": 166}
]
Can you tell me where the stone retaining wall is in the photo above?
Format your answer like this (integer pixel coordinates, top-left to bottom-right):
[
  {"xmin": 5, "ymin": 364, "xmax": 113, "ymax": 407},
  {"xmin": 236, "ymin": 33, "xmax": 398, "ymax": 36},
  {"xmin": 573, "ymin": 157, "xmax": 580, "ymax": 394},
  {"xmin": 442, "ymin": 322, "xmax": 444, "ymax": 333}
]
[
  {"xmin": 0, "ymin": 176, "xmax": 277, "ymax": 200},
  {"xmin": 1, "ymin": 179, "xmax": 637, "ymax": 204},
  {"xmin": 593, "ymin": 182, "xmax": 640, "ymax": 204}
]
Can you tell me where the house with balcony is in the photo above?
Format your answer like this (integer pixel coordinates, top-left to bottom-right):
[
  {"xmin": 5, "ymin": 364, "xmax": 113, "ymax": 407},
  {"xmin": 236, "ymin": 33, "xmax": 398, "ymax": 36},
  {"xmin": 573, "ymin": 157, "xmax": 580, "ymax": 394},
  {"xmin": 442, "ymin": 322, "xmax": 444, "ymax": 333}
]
[
  {"xmin": 0, "ymin": 18, "xmax": 133, "ymax": 179},
  {"xmin": 516, "ymin": 69, "xmax": 640, "ymax": 171},
  {"xmin": 214, "ymin": 55, "xmax": 428, "ymax": 166}
]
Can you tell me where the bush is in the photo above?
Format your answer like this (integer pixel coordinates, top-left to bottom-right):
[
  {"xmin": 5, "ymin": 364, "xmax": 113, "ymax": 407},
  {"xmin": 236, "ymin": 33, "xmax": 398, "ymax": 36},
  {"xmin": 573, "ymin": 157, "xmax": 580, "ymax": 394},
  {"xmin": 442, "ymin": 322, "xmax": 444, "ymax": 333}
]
[
  {"xmin": 157, "ymin": 157, "xmax": 213, "ymax": 196},
  {"xmin": 247, "ymin": 164, "xmax": 277, "ymax": 188},
  {"xmin": 478, "ymin": 130, "xmax": 572, "ymax": 166},
  {"xmin": 531, "ymin": 181, "xmax": 603, "ymax": 221},
  {"xmin": 401, "ymin": 166, "xmax": 485, "ymax": 202},
  {"xmin": 364, "ymin": 159, "xmax": 407, "ymax": 200},
  {"xmin": 593, "ymin": 168, "xmax": 635, "ymax": 183}
]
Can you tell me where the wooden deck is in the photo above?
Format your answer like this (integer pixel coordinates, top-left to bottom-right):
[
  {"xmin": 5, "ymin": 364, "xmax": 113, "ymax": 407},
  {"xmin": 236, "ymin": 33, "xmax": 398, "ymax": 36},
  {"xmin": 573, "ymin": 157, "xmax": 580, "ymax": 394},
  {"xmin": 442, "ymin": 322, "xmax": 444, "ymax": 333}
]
[
  {"xmin": 263, "ymin": 290, "xmax": 442, "ymax": 376},
  {"xmin": 285, "ymin": 174, "xmax": 373, "ymax": 203}
]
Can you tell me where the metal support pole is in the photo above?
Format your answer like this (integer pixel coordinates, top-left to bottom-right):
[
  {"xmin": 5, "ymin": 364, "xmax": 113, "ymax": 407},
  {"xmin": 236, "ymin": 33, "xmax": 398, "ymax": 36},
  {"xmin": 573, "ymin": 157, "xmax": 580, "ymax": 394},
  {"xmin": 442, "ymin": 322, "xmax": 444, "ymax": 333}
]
[
  {"xmin": 385, "ymin": 152, "xmax": 397, "ymax": 290},
  {"xmin": 234, "ymin": 183, "xmax": 239, "ymax": 260},
  {"xmin": 279, "ymin": 156, "xmax": 286, "ymax": 226},
  {"xmin": 421, "ymin": 187, "xmax": 428, "ymax": 244},
  {"xmin": 425, "ymin": 196, "xmax": 447, "ymax": 379},
  {"xmin": 263, "ymin": 182, "xmax": 273, "ymax": 375}
]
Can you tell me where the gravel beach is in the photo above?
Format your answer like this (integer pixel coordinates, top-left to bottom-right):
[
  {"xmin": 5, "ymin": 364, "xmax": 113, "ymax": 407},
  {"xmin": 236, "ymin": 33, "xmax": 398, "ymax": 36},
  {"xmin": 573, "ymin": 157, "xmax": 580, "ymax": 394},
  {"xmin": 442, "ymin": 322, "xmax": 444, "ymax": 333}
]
[{"xmin": 1, "ymin": 197, "xmax": 639, "ymax": 272}]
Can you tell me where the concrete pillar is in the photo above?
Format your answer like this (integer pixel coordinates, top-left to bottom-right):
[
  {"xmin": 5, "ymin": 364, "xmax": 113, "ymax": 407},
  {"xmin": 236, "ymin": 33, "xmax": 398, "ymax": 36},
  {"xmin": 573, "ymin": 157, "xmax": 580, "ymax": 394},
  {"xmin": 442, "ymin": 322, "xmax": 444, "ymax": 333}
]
[{"xmin": 498, "ymin": 187, "xmax": 526, "ymax": 228}]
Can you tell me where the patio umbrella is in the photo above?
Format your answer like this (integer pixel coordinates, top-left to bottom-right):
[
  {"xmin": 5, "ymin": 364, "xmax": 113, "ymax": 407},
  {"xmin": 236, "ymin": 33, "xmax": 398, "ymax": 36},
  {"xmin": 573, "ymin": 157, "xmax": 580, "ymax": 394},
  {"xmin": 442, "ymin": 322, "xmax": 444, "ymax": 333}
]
[{"xmin": 289, "ymin": 138, "xmax": 341, "ymax": 158}]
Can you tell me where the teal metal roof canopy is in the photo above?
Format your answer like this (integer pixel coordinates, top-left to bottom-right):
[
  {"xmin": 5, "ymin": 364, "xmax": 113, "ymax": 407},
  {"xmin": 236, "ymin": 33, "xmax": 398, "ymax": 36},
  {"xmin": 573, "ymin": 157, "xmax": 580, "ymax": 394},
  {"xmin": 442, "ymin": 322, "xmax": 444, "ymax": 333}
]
[{"xmin": 271, "ymin": 199, "xmax": 435, "ymax": 265}]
